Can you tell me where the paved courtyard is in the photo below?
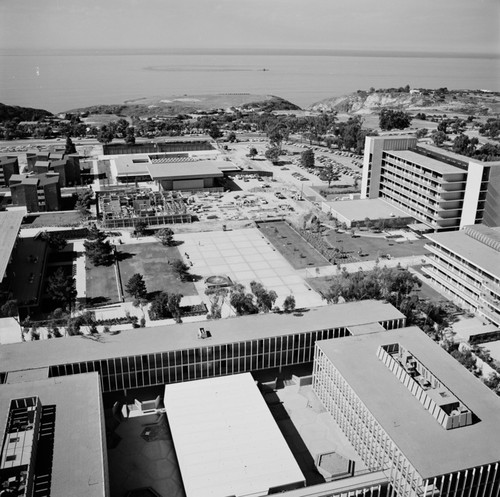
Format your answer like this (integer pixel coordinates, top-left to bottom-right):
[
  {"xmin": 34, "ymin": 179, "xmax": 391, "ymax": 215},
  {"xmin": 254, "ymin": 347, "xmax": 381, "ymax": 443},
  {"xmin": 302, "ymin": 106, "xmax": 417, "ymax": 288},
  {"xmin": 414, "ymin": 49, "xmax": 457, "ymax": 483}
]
[{"xmin": 180, "ymin": 228, "xmax": 325, "ymax": 310}]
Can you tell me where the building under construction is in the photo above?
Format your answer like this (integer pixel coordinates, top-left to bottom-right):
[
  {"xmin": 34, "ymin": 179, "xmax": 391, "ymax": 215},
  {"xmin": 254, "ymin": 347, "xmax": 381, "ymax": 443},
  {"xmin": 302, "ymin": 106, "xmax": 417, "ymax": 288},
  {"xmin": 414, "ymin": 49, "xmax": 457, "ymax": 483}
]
[{"xmin": 97, "ymin": 188, "xmax": 192, "ymax": 229}]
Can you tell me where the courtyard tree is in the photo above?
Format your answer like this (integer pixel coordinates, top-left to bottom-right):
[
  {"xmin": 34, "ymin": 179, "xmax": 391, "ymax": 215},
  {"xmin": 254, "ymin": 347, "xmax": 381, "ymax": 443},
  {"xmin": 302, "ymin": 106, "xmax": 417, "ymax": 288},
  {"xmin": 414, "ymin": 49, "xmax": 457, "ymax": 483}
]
[
  {"xmin": 125, "ymin": 273, "xmax": 148, "ymax": 301},
  {"xmin": 74, "ymin": 189, "xmax": 93, "ymax": 215},
  {"xmin": 230, "ymin": 284, "xmax": 259, "ymax": 316},
  {"xmin": 379, "ymin": 108, "xmax": 411, "ymax": 131},
  {"xmin": 133, "ymin": 220, "xmax": 148, "ymax": 237},
  {"xmin": 227, "ymin": 132, "xmax": 237, "ymax": 143},
  {"xmin": 171, "ymin": 259, "xmax": 190, "ymax": 282},
  {"xmin": 319, "ymin": 163, "xmax": 339, "ymax": 187},
  {"xmin": 84, "ymin": 226, "xmax": 113, "ymax": 266},
  {"xmin": 282, "ymin": 295, "xmax": 296, "ymax": 313},
  {"xmin": 150, "ymin": 291, "xmax": 183, "ymax": 322},
  {"xmin": 46, "ymin": 267, "xmax": 77, "ymax": 311},
  {"xmin": 41, "ymin": 231, "xmax": 67, "ymax": 251},
  {"xmin": 65, "ymin": 136, "xmax": 77, "ymax": 155},
  {"xmin": 300, "ymin": 149, "xmax": 315, "ymax": 168},
  {"xmin": 431, "ymin": 130, "xmax": 448, "ymax": 147},
  {"xmin": 250, "ymin": 281, "xmax": 277, "ymax": 313},
  {"xmin": 155, "ymin": 227, "xmax": 175, "ymax": 246},
  {"xmin": 205, "ymin": 287, "xmax": 229, "ymax": 319}
]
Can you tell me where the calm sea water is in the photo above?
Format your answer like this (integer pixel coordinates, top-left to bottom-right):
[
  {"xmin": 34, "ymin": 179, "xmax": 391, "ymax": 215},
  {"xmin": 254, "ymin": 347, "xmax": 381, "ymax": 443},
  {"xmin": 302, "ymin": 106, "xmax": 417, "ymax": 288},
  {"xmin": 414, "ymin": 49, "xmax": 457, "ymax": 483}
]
[{"xmin": 0, "ymin": 51, "xmax": 499, "ymax": 113}]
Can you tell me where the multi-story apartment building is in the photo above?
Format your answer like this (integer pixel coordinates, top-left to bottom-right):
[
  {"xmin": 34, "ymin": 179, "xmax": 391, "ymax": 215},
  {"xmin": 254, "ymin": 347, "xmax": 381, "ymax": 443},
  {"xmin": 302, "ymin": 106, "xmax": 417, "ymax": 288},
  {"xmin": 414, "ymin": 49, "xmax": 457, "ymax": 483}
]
[
  {"xmin": 423, "ymin": 224, "xmax": 500, "ymax": 326},
  {"xmin": 313, "ymin": 327, "xmax": 500, "ymax": 497},
  {"xmin": 361, "ymin": 136, "xmax": 500, "ymax": 231},
  {"xmin": 0, "ymin": 156, "xmax": 20, "ymax": 187},
  {"xmin": 9, "ymin": 173, "xmax": 61, "ymax": 212},
  {"xmin": 0, "ymin": 301, "xmax": 406, "ymax": 393}
]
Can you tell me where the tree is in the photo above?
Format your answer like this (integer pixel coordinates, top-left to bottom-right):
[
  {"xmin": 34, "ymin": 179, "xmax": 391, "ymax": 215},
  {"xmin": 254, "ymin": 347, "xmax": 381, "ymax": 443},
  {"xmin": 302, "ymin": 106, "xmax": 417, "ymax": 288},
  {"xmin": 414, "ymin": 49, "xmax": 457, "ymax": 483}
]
[
  {"xmin": 379, "ymin": 108, "xmax": 411, "ymax": 131},
  {"xmin": 248, "ymin": 147, "xmax": 258, "ymax": 159},
  {"xmin": 431, "ymin": 130, "xmax": 448, "ymax": 147},
  {"xmin": 319, "ymin": 163, "xmax": 339, "ymax": 187},
  {"xmin": 227, "ymin": 132, "xmax": 237, "ymax": 143},
  {"xmin": 150, "ymin": 291, "xmax": 183, "ymax": 321},
  {"xmin": 230, "ymin": 284, "xmax": 259, "ymax": 315},
  {"xmin": 450, "ymin": 349, "xmax": 477, "ymax": 373},
  {"xmin": 65, "ymin": 136, "xmax": 77, "ymax": 155},
  {"xmin": 155, "ymin": 227, "xmax": 175, "ymax": 246},
  {"xmin": 265, "ymin": 147, "xmax": 280, "ymax": 164},
  {"xmin": 41, "ymin": 231, "xmax": 67, "ymax": 251},
  {"xmin": 205, "ymin": 287, "xmax": 229, "ymax": 319},
  {"xmin": 209, "ymin": 124, "xmax": 222, "ymax": 140},
  {"xmin": 301, "ymin": 149, "xmax": 315, "ymax": 168},
  {"xmin": 75, "ymin": 189, "xmax": 93, "ymax": 215},
  {"xmin": 84, "ymin": 227, "xmax": 113, "ymax": 266},
  {"xmin": 171, "ymin": 259, "xmax": 190, "ymax": 281},
  {"xmin": 453, "ymin": 134, "xmax": 478, "ymax": 156},
  {"xmin": 283, "ymin": 295, "xmax": 296, "ymax": 313},
  {"xmin": 96, "ymin": 125, "xmax": 114, "ymax": 144},
  {"xmin": 415, "ymin": 128, "xmax": 428, "ymax": 139},
  {"xmin": 134, "ymin": 220, "xmax": 148, "ymax": 237},
  {"xmin": 125, "ymin": 127, "xmax": 136, "ymax": 145},
  {"xmin": 125, "ymin": 273, "xmax": 148, "ymax": 300},
  {"xmin": 250, "ymin": 281, "xmax": 277, "ymax": 313},
  {"xmin": 46, "ymin": 267, "xmax": 77, "ymax": 310}
]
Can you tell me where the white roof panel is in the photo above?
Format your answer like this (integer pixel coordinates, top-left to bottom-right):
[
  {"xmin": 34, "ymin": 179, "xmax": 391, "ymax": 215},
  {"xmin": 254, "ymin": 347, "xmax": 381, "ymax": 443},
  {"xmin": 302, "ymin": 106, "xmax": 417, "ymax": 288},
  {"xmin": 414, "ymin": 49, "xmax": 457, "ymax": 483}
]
[{"xmin": 165, "ymin": 373, "xmax": 305, "ymax": 497}]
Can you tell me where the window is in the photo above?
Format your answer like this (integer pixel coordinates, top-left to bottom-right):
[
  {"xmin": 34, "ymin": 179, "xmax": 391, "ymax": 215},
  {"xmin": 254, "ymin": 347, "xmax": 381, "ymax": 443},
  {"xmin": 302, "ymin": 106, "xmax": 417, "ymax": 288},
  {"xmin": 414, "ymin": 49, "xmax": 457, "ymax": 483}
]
[{"xmin": 6, "ymin": 455, "xmax": 16, "ymax": 461}]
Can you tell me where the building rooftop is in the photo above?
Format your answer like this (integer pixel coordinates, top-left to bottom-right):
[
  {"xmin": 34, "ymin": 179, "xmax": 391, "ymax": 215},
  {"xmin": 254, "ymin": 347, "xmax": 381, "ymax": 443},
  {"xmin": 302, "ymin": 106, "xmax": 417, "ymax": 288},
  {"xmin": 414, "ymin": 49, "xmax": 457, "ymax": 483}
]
[
  {"xmin": 387, "ymin": 150, "xmax": 465, "ymax": 175},
  {"xmin": 0, "ymin": 210, "xmax": 25, "ymax": 281},
  {"xmin": 418, "ymin": 143, "xmax": 500, "ymax": 168},
  {"xmin": 316, "ymin": 327, "xmax": 500, "ymax": 479},
  {"xmin": 146, "ymin": 160, "xmax": 225, "ymax": 180},
  {"xmin": 425, "ymin": 226, "xmax": 500, "ymax": 279},
  {"xmin": 0, "ymin": 373, "xmax": 107, "ymax": 497},
  {"xmin": 323, "ymin": 198, "xmax": 410, "ymax": 222},
  {"xmin": 113, "ymin": 156, "xmax": 151, "ymax": 177},
  {"xmin": 0, "ymin": 301, "xmax": 404, "ymax": 374},
  {"xmin": 165, "ymin": 373, "xmax": 305, "ymax": 497}
]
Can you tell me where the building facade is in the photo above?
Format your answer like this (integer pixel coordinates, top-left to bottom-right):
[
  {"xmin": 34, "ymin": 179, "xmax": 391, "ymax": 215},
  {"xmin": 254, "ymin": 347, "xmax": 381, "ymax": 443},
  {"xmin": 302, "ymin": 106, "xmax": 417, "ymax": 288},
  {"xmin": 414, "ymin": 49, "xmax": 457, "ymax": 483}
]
[
  {"xmin": 10, "ymin": 173, "xmax": 62, "ymax": 212},
  {"xmin": 313, "ymin": 328, "xmax": 500, "ymax": 497},
  {"xmin": 0, "ymin": 156, "xmax": 20, "ymax": 187},
  {"xmin": 0, "ymin": 301, "xmax": 406, "ymax": 394},
  {"xmin": 361, "ymin": 136, "xmax": 500, "ymax": 231},
  {"xmin": 423, "ymin": 224, "xmax": 500, "ymax": 326}
]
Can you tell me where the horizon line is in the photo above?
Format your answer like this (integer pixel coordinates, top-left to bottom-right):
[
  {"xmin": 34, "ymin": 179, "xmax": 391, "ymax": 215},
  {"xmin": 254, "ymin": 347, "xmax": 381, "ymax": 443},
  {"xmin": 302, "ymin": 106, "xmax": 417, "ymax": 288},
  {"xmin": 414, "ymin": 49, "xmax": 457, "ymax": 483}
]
[{"xmin": 1, "ymin": 47, "xmax": 499, "ymax": 59}]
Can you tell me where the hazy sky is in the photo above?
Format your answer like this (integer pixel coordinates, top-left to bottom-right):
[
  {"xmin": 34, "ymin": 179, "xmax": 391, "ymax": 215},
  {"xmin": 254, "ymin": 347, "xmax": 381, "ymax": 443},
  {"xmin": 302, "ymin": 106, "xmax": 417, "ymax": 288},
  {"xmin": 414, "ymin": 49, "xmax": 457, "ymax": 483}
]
[{"xmin": 1, "ymin": 0, "xmax": 499, "ymax": 55}]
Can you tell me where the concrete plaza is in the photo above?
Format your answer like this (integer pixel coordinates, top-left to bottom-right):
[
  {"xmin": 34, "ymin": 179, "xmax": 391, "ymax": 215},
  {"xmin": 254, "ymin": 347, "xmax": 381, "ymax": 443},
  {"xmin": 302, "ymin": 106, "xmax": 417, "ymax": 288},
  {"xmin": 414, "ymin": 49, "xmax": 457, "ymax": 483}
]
[{"xmin": 180, "ymin": 228, "xmax": 325, "ymax": 310}]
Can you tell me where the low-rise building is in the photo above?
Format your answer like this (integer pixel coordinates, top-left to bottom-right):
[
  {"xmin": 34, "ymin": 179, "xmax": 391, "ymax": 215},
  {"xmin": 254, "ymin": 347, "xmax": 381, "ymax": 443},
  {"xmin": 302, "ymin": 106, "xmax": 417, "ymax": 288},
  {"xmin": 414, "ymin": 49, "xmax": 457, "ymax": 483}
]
[{"xmin": 0, "ymin": 373, "xmax": 109, "ymax": 497}]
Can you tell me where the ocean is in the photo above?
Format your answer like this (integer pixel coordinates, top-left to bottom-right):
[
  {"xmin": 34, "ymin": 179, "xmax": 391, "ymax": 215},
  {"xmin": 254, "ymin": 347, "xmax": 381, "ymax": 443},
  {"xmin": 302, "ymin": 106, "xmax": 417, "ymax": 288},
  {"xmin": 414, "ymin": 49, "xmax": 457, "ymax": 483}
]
[{"xmin": 0, "ymin": 50, "xmax": 498, "ymax": 113}]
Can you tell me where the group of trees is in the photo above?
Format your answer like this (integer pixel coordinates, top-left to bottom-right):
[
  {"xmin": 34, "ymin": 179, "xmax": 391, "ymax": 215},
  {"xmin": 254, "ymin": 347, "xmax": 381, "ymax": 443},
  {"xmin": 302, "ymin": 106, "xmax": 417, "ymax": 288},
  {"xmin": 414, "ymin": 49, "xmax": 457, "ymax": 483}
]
[
  {"xmin": 84, "ymin": 225, "xmax": 113, "ymax": 266},
  {"xmin": 149, "ymin": 291, "xmax": 183, "ymax": 322},
  {"xmin": 323, "ymin": 265, "xmax": 422, "ymax": 320},
  {"xmin": 228, "ymin": 281, "xmax": 295, "ymax": 316},
  {"xmin": 379, "ymin": 109, "xmax": 412, "ymax": 131}
]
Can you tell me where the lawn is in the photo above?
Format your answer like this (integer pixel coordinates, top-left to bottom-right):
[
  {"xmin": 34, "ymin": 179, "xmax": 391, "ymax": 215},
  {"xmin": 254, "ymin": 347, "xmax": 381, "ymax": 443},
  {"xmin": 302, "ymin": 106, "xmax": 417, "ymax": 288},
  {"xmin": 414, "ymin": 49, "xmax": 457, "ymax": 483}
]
[
  {"xmin": 22, "ymin": 210, "xmax": 84, "ymax": 228},
  {"xmin": 86, "ymin": 261, "xmax": 120, "ymax": 306},
  {"xmin": 117, "ymin": 242, "xmax": 197, "ymax": 299},
  {"xmin": 258, "ymin": 221, "xmax": 331, "ymax": 269},
  {"xmin": 323, "ymin": 230, "xmax": 428, "ymax": 261}
]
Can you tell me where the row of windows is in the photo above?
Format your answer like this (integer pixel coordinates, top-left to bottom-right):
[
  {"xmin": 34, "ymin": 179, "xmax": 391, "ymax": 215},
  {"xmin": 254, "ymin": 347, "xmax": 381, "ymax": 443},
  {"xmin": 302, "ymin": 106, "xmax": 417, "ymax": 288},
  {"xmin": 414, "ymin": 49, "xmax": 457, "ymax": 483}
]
[{"xmin": 48, "ymin": 329, "xmax": 351, "ymax": 392}]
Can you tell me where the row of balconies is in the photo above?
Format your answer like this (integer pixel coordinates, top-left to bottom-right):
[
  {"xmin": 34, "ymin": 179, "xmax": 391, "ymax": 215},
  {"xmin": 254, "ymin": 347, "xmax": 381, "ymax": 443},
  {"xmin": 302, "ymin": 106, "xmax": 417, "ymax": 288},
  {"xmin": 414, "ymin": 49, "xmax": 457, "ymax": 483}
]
[
  {"xmin": 421, "ymin": 266, "xmax": 479, "ymax": 307},
  {"xmin": 425, "ymin": 254, "xmax": 483, "ymax": 292}
]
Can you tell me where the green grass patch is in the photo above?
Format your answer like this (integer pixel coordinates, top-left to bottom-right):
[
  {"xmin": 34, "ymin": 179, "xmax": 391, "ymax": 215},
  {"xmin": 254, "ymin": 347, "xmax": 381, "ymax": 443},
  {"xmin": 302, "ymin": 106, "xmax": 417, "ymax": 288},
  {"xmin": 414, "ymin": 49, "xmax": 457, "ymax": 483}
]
[{"xmin": 117, "ymin": 242, "xmax": 197, "ymax": 300}]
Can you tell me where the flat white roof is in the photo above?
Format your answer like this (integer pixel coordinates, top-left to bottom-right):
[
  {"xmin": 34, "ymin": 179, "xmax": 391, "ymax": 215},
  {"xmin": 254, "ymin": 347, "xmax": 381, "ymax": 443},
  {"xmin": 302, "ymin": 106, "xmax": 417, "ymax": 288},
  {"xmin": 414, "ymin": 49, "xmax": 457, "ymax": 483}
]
[
  {"xmin": 164, "ymin": 373, "xmax": 305, "ymax": 497},
  {"xmin": 323, "ymin": 198, "xmax": 410, "ymax": 222}
]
